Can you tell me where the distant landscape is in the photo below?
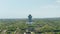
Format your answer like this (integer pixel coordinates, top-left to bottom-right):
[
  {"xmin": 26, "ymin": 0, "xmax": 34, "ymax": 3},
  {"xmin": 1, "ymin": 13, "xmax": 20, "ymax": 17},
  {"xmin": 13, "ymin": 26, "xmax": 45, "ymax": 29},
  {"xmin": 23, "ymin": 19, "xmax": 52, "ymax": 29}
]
[{"xmin": 0, "ymin": 18, "xmax": 60, "ymax": 34}]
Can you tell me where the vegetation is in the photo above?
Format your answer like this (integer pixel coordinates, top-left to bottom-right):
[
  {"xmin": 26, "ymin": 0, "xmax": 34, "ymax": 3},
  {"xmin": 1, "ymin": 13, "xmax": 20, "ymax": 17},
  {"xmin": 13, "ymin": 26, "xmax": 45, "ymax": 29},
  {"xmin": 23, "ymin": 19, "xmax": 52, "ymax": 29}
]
[{"xmin": 0, "ymin": 18, "xmax": 60, "ymax": 34}]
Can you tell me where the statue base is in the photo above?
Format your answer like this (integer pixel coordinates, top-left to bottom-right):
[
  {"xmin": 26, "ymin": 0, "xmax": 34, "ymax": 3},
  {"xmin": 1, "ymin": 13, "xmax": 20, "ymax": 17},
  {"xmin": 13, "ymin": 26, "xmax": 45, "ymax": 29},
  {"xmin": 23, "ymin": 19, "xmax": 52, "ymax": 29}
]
[{"xmin": 26, "ymin": 22, "xmax": 33, "ymax": 25}]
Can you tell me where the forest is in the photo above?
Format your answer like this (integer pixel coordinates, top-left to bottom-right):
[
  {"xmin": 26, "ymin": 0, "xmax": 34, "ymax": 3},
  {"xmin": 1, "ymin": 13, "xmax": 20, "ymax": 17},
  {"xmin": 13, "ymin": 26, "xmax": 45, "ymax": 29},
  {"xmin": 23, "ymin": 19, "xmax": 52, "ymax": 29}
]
[{"xmin": 0, "ymin": 18, "xmax": 60, "ymax": 34}]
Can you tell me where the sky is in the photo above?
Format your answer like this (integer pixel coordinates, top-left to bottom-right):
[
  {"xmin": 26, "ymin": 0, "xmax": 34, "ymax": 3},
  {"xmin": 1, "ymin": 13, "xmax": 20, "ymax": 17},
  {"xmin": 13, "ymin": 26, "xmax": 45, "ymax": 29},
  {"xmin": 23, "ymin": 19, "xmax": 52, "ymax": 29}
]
[{"xmin": 0, "ymin": 0, "xmax": 60, "ymax": 18}]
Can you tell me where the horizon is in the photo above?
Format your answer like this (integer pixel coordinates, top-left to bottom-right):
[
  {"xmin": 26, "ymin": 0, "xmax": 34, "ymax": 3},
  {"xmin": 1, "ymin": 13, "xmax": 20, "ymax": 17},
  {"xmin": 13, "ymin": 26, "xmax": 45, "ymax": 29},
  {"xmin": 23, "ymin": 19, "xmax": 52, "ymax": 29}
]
[{"xmin": 0, "ymin": 17, "xmax": 60, "ymax": 19}]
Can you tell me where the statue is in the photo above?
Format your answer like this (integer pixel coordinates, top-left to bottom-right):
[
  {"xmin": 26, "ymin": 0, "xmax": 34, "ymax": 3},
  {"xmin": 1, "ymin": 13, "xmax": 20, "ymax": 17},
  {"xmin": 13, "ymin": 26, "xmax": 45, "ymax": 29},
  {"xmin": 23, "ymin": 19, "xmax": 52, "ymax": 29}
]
[
  {"xmin": 25, "ymin": 14, "xmax": 34, "ymax": 34},
  {"xmin": 28, "ymin": 14, "xmax": 32, "ymax": 22}
]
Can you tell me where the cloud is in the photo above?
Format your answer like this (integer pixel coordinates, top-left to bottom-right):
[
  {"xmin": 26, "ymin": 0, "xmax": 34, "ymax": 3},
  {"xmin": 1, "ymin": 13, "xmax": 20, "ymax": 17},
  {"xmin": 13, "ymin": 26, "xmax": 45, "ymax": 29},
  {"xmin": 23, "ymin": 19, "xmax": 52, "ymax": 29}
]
[
  {"xmin": 56, "ymin": 0, "xmax": 60, "ymax": 3},
  {"xmin": 40, "ymin": 0, "xmax": 60, "ymax": 9},
  {"xmin": 40, "ymin": 5, "xmax": 60, "ymax": 9},
  {"xmin": 56, "ymin": 0, "xmax": 60, "ymax": 7}
]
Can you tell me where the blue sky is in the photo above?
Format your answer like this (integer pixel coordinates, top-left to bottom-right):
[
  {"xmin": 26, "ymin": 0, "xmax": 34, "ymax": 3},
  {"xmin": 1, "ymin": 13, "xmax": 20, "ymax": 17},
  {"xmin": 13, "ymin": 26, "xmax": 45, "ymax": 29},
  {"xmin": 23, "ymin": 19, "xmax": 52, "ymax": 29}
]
[{"xmin": 0, "ymin": 0, "xmax": 60, "ymax": 18}]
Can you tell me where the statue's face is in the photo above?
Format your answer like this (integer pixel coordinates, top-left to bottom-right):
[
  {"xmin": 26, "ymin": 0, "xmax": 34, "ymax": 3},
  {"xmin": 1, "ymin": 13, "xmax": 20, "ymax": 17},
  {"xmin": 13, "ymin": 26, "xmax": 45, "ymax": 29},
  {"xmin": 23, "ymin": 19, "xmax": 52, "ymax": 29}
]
[
  {"xmin": 28, "ymin": 14, "xmax": 32, "ymax": 18},
  {"xmin": 29, "ymin": 14, "xmax": 32, "ymax": 16}
]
